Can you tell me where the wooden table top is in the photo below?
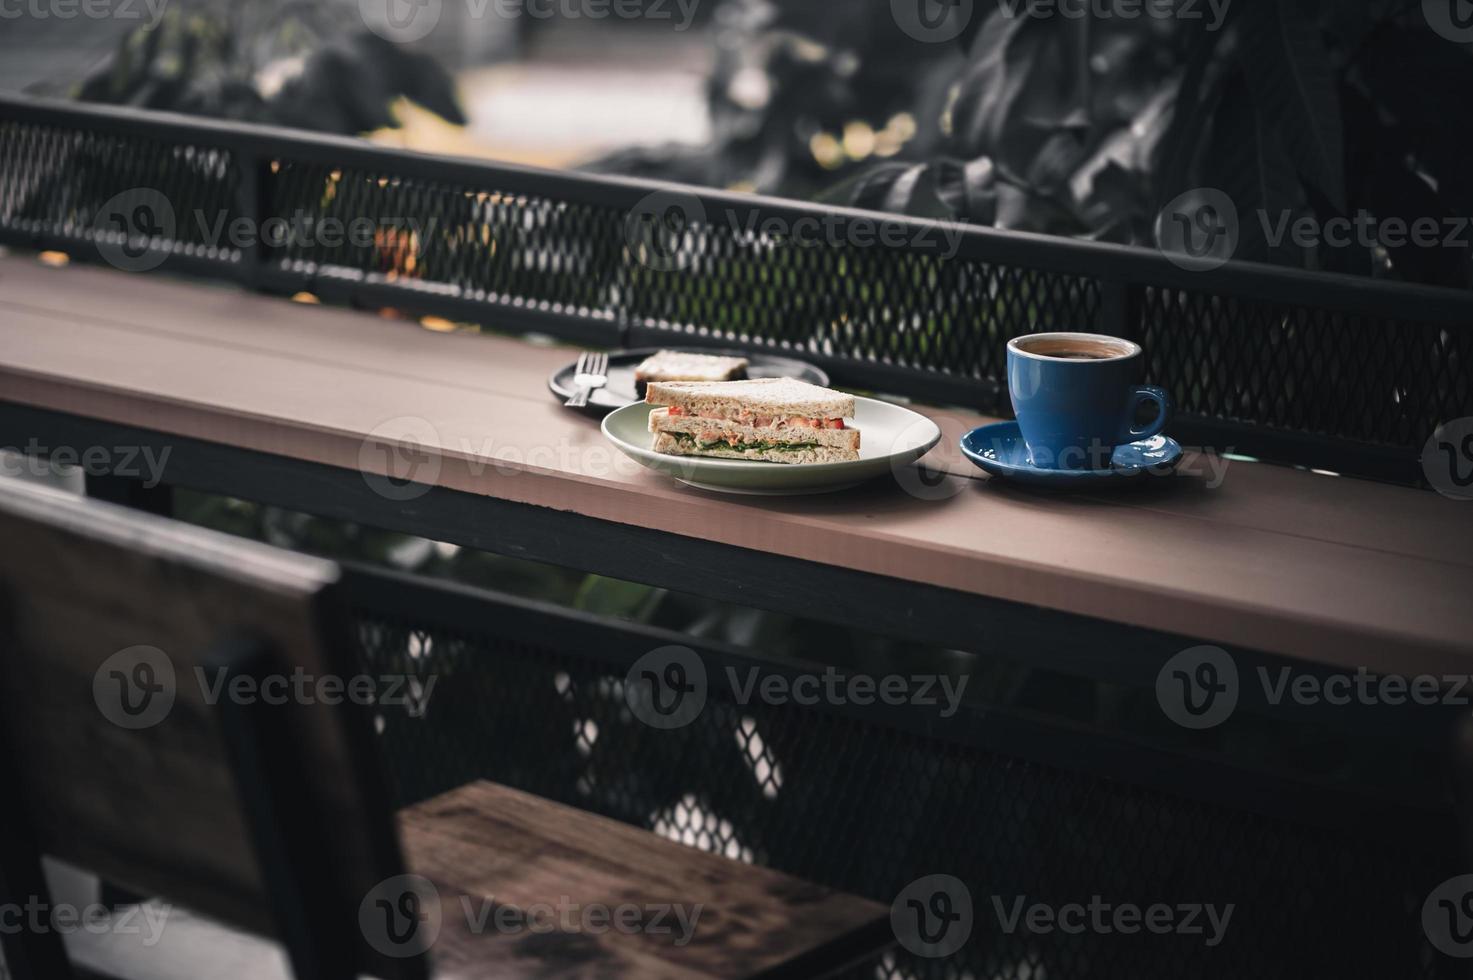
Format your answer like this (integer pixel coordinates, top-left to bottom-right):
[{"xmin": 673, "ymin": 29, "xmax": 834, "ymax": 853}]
[
  {"xmin": 400, "ymin": 780, "xmax": 889, "ymax": 978},
  {"xmin": 2, "ymin": 253, "xmax": 1470, "ymax": 674}
]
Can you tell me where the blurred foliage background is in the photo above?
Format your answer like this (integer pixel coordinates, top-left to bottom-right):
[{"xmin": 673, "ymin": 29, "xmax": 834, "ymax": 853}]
[
  {"xmin": 57, "ymin": 0, "xmax": 1473, "ymax": 286},
  {"xmin": 65, "ymin": 2, "xmax": 466, "ymax": 133},
  {"xmin": 592, "ymin": 0, "xmax": 1473, "ymax": 288}
]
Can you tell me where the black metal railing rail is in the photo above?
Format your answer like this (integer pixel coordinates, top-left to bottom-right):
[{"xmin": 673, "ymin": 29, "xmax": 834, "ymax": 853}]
[
  {"xmin": 3, "ymin": 94, "xmax": 1471, "ymax": 485},
  {"xmin": 339, "ymin": 564, "xmax": 1458, "ymax": 980}
]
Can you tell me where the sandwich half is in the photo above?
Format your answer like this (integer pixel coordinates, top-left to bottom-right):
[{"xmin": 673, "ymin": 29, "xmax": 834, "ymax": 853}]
[
  {"xmin": 646, "ymin": 378, "xmax": 860, "ymax": 465},
  {"xmin": 634, "ymin": 350, "xmax": 749, "ymax": 384}
]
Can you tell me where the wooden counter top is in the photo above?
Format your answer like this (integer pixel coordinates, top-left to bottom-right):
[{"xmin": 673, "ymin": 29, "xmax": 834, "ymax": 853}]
[{"xmin": 3, "ymin": 254, "xmax": 1470, "ymax": 673}]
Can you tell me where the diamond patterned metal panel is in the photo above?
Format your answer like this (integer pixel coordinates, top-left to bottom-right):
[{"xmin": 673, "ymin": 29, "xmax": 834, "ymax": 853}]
[
  {"xmin": 0, "ymin": 116, "xmax": 242, "ymax": 266},
  {"xmin": 623, "ymin": 220, "xmax": 1101, "ymax": 391},
  {"xmin": 263, "ymin": 158, "xmax": 626, "ymax": 319},
  {"xmin": 350, "ymin": 602, "xmax": 1452, "ymax": 980},
  {"xmin": 1141, "ymin": 287, "xmax": 1473, "ymax": 450}
]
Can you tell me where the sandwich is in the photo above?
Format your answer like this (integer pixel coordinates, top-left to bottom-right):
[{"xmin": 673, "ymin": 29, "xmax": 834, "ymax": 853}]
[
  {"xmin": 646, "ymin": 378, "xmax": 860, "ymax": 465},
  {"xmin": 634, "ymin": 350, "xmax": 749, "ymax": 394}
]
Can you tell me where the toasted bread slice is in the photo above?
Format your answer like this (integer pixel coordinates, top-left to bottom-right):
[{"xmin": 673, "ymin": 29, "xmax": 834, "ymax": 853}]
[
  {"xmin": 634, "ymin": 350, "xmax": 749, "ymax": 384},
  {"xmin": 645, "ymin": 378, "xmax": 854, "ymax": 420}
]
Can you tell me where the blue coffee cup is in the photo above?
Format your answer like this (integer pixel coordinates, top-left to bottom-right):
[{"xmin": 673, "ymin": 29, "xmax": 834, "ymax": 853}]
[{"xmin": 1006, "ymin": 332, "xmax": 1171, "ymax": 471}]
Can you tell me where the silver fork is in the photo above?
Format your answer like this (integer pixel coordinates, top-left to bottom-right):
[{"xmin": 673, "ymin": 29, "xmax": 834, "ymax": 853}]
[{"xmin": 565, "ymin": 351, "xmax": 609, "ymax": 408}]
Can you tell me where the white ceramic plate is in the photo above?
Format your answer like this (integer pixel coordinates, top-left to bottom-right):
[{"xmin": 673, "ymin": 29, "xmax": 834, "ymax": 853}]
[{"xmin": 602, "ymin": 398, "xmax": 942, "ymax": 495}]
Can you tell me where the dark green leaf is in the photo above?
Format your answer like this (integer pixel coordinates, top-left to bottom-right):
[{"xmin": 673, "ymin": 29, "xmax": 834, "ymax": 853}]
[
  {"xmin": 1204, "ymin": 69, "xmax": 1304, "ymax": 266},
  {"xmin": 1240, "ymin": 0, "xmax": 1346, "ymax": 211},
  {"xmin": 813, "ymin": 162, "xmax": 914, "ymax": 210},
  {"xmin": 1356, "ymin": 24, "xmax": 1473, "ymax": 216},
  {"xmin": 573, "ymin": 576, "xmax": 667, "ymax": 622},
  {"xmin": 1152, "ymin": 20, "xmax": 1230, "ymax": 209},
  {"xmin": 1080, "ymin": 161, "xmax": 1152, "ymax": 245},
  {"xmin": 934, "ymin": 156, "xmax": 998, "ymax": 224},
  {"xmin": 1343, "ymin": 85, "xmax": 1470, "ymax": 287}
]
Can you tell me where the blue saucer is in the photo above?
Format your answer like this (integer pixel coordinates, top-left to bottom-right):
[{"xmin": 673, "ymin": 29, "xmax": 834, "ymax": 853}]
[{"xmin": 960, "ymin": 421, "xmax": 1183, "ymax": 487}]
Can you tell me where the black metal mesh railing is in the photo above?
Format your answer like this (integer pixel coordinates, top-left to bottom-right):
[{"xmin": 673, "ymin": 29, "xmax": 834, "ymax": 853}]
[
  {"xmin": 342, "ymin": 569, "xmax": 1456, "ymax": 980},
  {"xmin": 1140, "ymin": 286, "xmax": 1473, "ymax": 453},
  {"xmin": 0, "ymin": 112, "xmax": 243, "ymax": 267},
  {"xmin": 4, "ymin": 95, "xmax": 1473, "ymax": 484}
]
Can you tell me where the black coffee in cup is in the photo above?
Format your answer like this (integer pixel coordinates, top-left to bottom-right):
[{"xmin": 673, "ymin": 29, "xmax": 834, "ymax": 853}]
[{"xmin": 1013, "ymin": 336, "xmax": 1135, "ymax": 361}]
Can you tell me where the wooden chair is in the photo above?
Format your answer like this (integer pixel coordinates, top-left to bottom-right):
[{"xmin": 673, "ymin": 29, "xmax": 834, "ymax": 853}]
[{"xmin": 0, "ymin": 478, "xmax": 890, "ymax": 979}]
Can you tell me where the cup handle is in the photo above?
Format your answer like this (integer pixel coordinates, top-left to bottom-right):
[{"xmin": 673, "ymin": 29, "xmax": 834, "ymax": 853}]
[{"xmin": 1122, "ymin": 386, "xmax": 1171, "ymax": 442}]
